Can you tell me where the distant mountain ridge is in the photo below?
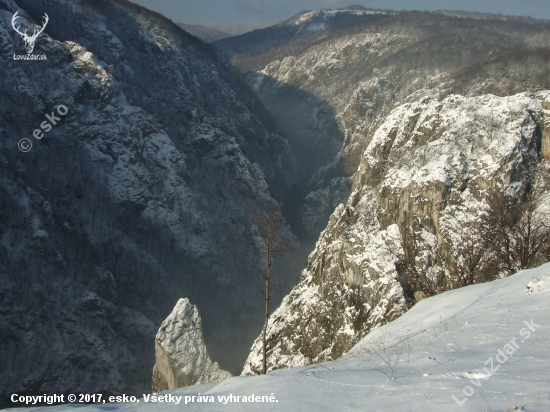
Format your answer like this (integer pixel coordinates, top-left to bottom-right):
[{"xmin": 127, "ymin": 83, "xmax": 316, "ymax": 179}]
[
  {"xmin": 177, "ymin": 23, "xmax": 229, "ymax": 43},
  {"xmin": 214, "ymin": 6, "xmax": 391, "ymax": 68},
  {"xmin": 219, "ymin": 7, "xmax": 550, "ymax": 237}
]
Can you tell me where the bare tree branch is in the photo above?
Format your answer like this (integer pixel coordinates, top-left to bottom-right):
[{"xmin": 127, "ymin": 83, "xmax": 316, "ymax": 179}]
[{"xmin": 250, "ymin": 196, "xmax": 296, "ymax": 374}]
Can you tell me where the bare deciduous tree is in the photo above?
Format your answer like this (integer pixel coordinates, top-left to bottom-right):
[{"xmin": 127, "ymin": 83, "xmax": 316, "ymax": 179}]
[
  {"xmin": 389, "ymin": 214, "xmax": 447, "ymax": 300},
  {"xmin": 443, "ymin": 214, "xmax": 496, "ymax": 288},
  {"xmin": 392, "ymin": 167, "xmax": 550, "ymax": 301},
  {"xmin": 487, "ymin": 190, "xmax": 550, "ymax": 277},
  {"xmin": 250, "ymin": 197, "xmax": 295, "ymax": 374}
]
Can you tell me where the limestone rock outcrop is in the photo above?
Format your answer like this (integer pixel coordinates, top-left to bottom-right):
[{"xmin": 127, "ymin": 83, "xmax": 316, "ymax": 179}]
[
  {"xmin": 152, "ymin": 299, "xmax": 231, "ymax": 392},
  {"xmin": 243, "ymin": 91, "xmax": 550, "ymax": 374}
]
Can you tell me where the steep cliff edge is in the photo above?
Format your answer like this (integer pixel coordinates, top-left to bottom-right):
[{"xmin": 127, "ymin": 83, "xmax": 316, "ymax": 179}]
[
  {"xmin": 243, "ymin": 91, "xmax": 550, "ymax": 374},
  {"xmin": 152, "ymin": 299, "xmax": 230, "ymax": 392},
  {"xmin": 540, "ymin": 95, "xmax": 550, "ymax": 160},
  {"xmin": 217, "ymin": 10, "xmax": 550, "ymax": 374},
  {"xmin": 0, "ymin": 0, "xmax": 297, "ymax": 403}
]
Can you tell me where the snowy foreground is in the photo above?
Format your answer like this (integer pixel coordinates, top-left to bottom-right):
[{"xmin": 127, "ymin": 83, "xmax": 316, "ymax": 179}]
[{"xmin": 13, "ymin": 264, "xmax": 550, "ymax": 412}]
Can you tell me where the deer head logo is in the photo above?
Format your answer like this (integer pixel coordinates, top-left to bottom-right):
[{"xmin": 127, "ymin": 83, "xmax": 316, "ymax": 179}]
[{"xmin": 11, "ymin": 11, "xmax": 49, "ymax": 54}]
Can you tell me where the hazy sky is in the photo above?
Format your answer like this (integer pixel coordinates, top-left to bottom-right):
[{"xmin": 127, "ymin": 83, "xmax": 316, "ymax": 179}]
[{"xmin": 129, "ymin": 0, "xmax": 550, "ymax": 34}]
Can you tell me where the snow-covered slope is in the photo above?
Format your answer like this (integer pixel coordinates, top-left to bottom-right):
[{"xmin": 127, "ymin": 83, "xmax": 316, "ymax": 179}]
[
  {"xmin": 17, "ymin": 263, "xmax": 550, "ymax": 412},
  {"xmin": 152, "ymin": 299, "xmax": 230, "ymax": 391},
  {"xmin": 214, "ymin": 6, "xmax": 390, "ymax": 63},
  {"xmin": 242, "ymin": 91, "xmax": 550, "ymax": 373},
  {"xmin": 290, "ymin": 8, "xmax": 390, "ymax": 34}
]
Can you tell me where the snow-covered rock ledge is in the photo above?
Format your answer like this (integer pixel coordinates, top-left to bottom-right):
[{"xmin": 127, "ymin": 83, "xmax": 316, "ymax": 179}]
[{"xmin": 14, "ymin": 263, "xmax": 549, "ymax": 411}]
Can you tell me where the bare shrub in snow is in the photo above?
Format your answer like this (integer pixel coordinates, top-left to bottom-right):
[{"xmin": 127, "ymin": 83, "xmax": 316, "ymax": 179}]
[
  {"xmin": 362, "ymin": 330, "xmax": 410, "ymax": 381},
  {"xmin": 487, "ymin": 191, "xmax": 550, "ymax": 277}
]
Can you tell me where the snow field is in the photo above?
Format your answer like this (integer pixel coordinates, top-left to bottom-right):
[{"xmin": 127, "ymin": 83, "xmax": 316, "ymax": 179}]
[{"xmin": 18, "ymin": 263, "xmax": 549, "ymax": 412}]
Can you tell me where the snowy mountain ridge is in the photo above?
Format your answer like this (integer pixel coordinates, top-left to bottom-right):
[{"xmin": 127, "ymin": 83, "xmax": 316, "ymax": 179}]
[
  {"xmin": 237, "ymin": 10, "xmax": 550, "ymax": 239},
  {"xmin": 291, "ymin": 9, "xmax": 390, "ymax": 34},
  {"xmin": 16, "ymin": 263, "xmax": 550, "ymax": 411}
]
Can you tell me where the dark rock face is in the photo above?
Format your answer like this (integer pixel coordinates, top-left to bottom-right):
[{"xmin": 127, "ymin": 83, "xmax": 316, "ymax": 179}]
[{"xmin": 0, "ymin": 0, "xmax": 298, "ymax": 404}]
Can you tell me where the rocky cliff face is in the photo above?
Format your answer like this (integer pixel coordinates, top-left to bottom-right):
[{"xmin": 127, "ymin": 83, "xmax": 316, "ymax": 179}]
[
  {"xmin": 0, "ymin": 0, "xmax": 298, "ymax": 404},
  {"xmin": 217, "ymin": 10, "xmax": 550, "ymax": 374},
  {"xmin": 152, "ymin": 299, "xmax": 230, "ymax": 392},
  {"xmin": 541, "ymin": 97, "xmax": 550, "ymax": 160},
  {"xmin": 243, "ymin": 91, "xmax": 550, "ymax": 374},
  {"xmin": 223, "ymin": 10, "xmax": 550, "ymax": 238}
]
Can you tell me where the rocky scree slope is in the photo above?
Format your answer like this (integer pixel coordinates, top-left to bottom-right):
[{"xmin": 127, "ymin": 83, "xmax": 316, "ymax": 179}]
[
  {"xmin": 0, "ymin": 0, "xmax": 298, "ymax": 404},
  {"xmin": 152, "ymin": 298, "xmax": 230, "ymax": 392},
  {"xmin": 218, "ymin": 10, "xmax": 550, "ymax": 238},
  {"xmin": 243, "ymin": 91, "xmax": 550, "ymax": 374}
]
